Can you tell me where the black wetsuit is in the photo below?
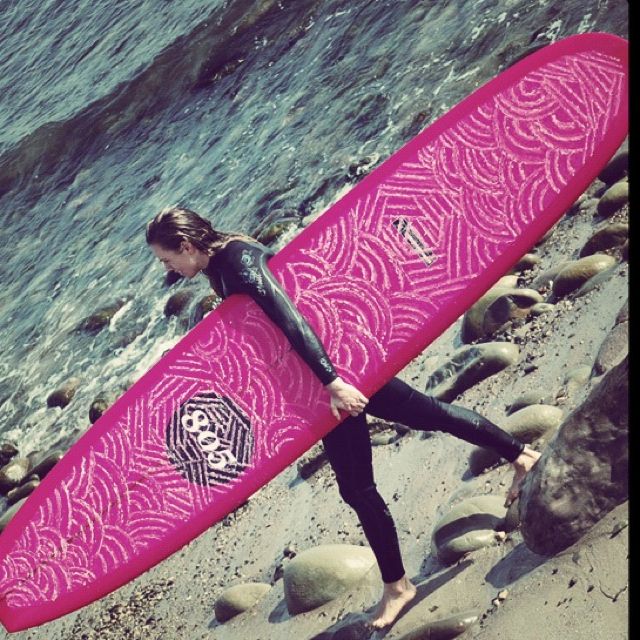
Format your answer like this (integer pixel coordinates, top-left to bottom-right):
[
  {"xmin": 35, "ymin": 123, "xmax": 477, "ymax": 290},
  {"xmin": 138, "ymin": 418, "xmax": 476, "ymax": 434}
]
[{"xmin": 205, "ymin": 239, "xmax": 525, "ymax": 583}]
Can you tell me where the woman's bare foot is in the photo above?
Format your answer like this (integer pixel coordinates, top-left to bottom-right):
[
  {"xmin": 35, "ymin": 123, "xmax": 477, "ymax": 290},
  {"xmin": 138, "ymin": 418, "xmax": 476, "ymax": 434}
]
[
  {"xmin": 505, "ymin": 446, "xmax": 541, "ymax": 507},
  {"xmin": 369, "ymin": 574, "xmax": 417, "ymax": 629}
]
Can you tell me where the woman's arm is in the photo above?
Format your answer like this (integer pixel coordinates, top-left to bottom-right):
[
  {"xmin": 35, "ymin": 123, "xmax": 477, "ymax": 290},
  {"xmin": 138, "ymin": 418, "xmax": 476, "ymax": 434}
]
[{"xmin": 225, "ymin": 244, "xmax": 339, "ymax": 386}]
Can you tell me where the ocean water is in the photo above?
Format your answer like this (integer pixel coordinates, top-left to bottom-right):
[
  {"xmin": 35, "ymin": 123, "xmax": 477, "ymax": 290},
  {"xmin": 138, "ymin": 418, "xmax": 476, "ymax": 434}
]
[{"xmin": 0, "ymin": 0, "xmax": 627, "ymax": 461}]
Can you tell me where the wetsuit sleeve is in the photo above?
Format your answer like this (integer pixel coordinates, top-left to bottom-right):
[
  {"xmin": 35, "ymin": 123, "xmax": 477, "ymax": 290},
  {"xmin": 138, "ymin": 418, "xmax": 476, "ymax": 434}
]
[{"xmin": 226, "ymin": 245, "xmax": 339, "ymax": 386}]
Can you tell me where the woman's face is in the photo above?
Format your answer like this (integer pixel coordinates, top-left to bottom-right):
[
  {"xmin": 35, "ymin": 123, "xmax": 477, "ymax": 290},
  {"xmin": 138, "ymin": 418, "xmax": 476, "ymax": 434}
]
[{"xmin": 151, "ymin": 241, "xmax": 206, "ymax": 279}]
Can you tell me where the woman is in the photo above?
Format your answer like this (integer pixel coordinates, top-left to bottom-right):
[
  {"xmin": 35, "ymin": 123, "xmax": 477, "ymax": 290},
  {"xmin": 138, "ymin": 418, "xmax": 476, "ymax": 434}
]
[{"xmin": 146, "ymin": 206, "xmax": 540, "ymax": 629}]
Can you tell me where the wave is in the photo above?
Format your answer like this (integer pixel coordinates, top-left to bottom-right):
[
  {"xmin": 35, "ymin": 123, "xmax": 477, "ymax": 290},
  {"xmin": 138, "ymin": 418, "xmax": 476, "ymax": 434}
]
[{"xmin": 0, "ymin": 0, "xmax": 321, "ymax": 202}]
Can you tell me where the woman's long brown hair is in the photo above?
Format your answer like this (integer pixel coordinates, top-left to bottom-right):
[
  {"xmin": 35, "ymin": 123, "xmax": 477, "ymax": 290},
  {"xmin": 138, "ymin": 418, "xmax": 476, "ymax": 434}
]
[{"xmin": 146, "ymin": 206, "xmax": 257, "ymax": 296}]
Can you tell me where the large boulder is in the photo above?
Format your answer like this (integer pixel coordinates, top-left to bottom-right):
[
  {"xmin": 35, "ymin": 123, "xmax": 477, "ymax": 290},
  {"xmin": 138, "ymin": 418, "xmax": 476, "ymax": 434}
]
[
  {"xmin": 593, "ymin": 299, "xmax": 628, "ymax": 376},
  {"xmin": 519, "ymin": 357, "xmax": 628, "ymax": 555},
  {"xmin": 283, "ymin": 544, "xmax": 377, "ymax": 614}
]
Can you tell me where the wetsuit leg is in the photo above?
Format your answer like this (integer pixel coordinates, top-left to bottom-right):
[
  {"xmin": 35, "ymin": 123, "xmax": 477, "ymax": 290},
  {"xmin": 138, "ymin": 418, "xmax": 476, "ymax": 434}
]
[
  {"xmin": 366, "ymin": 377, "xmax": 525, "ymax": 462},
  {"xmin": 322, "ymin": 414, "xmax": 406, "ymax": 583}
]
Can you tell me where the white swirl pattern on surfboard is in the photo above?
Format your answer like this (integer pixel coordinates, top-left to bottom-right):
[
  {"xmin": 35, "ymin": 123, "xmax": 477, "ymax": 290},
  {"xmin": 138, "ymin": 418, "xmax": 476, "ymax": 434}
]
[{"xmin": 0, "ymin": 50, "xmax": 626, "ymax": 607}]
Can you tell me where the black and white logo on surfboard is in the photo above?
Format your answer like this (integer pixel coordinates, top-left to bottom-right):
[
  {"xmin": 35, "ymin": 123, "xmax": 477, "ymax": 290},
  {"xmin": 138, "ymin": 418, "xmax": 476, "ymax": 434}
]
[{"xmin": 166, "ymin": 391, "xmax": 253, "ymax": 487}]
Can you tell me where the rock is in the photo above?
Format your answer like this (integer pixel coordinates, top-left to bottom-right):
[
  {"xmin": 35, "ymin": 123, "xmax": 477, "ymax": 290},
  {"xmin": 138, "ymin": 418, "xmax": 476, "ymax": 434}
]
[
  {"xmin": 431, "ymin": 495, "xmax": 507, "ymax": 564},
  {"xmin": 75, "ymin": 300, "xmax": 128, "ymax": 334},
  {"xmin": 504, "ymin": 498, "xmax": 521, "ymax": 532},
  {"xmin": 7, "ymin": 479, "xmax": 40, "ymax": 506},
  {"xmin": 574, "ymin": 263, "xmax": 619, "ymax": 297},
  {"xmin": 482, "ymin": 288, "xmax": 544, "ymax": 334},
  {"xmin": 598, "ymin": 148, "xmax": 628, "ymax": 185},
  {"xmin": 461, "ymin": 279, "xmax": 518, "ymax": 343},
  {"xmin": 283, "ymin": 544, "xmax": 377, "ymax": 614},
  {"xmin": 164, "ymin": 290, "xmax": 195, "ymax": 318},
  {"xmin": 371, "ymin": 432, "xmax": 400, "ymax": 446},
  {"xmin": 552, "ymin": 255, "xmax": 617, "ymax": 298},
  {"xmin": 621, "ymin": 240, "xmax": 628, "ymax": 262},
  {"xmin": 89, "ymin": 398, "xmax": 109, "ymax": 423},
  {"xmin": 297, "ymin": 444, "xmax": 328, "ymax": 480},
  {"xmin": 519, "ymin": 357, "xmax": 628, "ymax": 555},
  {"xmin": 510, "ymin": 253, "xmax": 541, "ymax": 273},
  {"xmin": 593, "ymin": 300, "xmax": 628, "ymax": 375},
  {"xmin": 89, "ymin": 389, "xmax": 123, "ymax": 423},
  {"xmin": 506, "ymin": 390, "xmax": 552, "ymax": 416},
  {"xmin": 469, "ymin": 405, "xmax": 562, "ymax": 475},
  {"xmin": 347, "ymin": 153, "xmax": 380, "ymax": 179},
  {"xmin": 30, "ymin": 450, "xmax": 64, "ymax": 480},
  {"xmin": 596, "ymin": 180, "xmax": 628, "ymax": 217},
  {"xmin": 424, "ymin": 342, "xmax": 520, "ymax": 402},
  {"xmin": 579, "ymin": 223, "xmax": 628, "ymax": 257},
  {"xmin": 214, "ymin": 582, "xmax": 271, "ymax": 622},
  {"xmin": 255, "ymin": 217, "xmax": 299, "ymax": 246},
  {"xmin": 164, "ymin": 270, "xmax": 184, "ymax": 287},
  {"xmin": 563, "ymin": 366, "xmax": 592, "ymax": 394},
  {"xmin": 530, "ymin": 262, "xmax": 573, "ymax": 293},
  {"xmin": 529, "ymin": 302, "xmax": 555, "ymax": 317},
  {"xmin": 46, "ymin": 377, "xmax": 81, "ymax": 409},
  {"xmin": 191, "ymin": 294, "xmax": 218, "ymax": 326},
  {"xmin": 396, "ymin": 610, "xmax": 479, "ymax": 640},
  {"xmin": 0, "ymin": 497, "xmax": 29, "ymax": 533},
  {"xmin": 0, "ymin": 457, "xmax": 31, "ymax": 494},
  {"xmin": 0, "ymin": 442, "xmax": 19, "ymax": 468}
]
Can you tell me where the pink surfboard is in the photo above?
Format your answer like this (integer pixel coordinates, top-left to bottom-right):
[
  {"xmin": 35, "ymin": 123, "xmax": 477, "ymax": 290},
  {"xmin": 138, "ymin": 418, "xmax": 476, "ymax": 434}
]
[{"xmin": 0, "ymin": 32, "xmax": 628, "ymax": 632}]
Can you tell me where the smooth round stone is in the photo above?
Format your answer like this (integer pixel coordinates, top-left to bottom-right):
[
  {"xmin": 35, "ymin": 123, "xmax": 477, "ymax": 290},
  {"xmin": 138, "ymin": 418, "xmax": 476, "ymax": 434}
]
[
  {"xmin": 469, "ymin": 405, "xmax": 561, "ymax": 475},
  {"xmin": 504, "ymin": 404, "xmax": 563, "ymax": 442},
  {"xmin": 396, "ymin": 610, "xmax": 480, "ymax": 640},
  {"xmin": 580, "ymin": 223, "xmax": 628, "ymax": 257},
  {"xmin": 461, "ymin": 279, "xmax": 518, "ymax": 343},
  {"xmin": 529, "ymin": 302, "xmax": 555, "ymax": 316},
  {"xmin": 0, "ymin": 457, "xmax": 31, "ymax": 494},
  {"xmin": 596, "ymin": 180, "xmax": 628, "ymax": 217},
  {"xmin": 563, "ymin": 366, "xmax": 592, "ymax": 392},
  {"xmin": 7, "ymin": 479, "xmax": 40, "ymax": 506},
  {"xmin": 75, "ymin": 300, "xmax": 128, "ymax": 334},
  {"xmin": 598, "ymin": 148, "xmax": 628, "ymax": 185},
  {"xmin": 191, "ymin": 294, "xmax": 218, "ymax": 326},
  {"xmin": 30, "ymin": 451, "xmax": 64, "ymax": 480},
  {"xmin": 575, "ymin": 263, "xmax": 619, "ymax": 297},
  {"xmin": 431, "ymin": 495, "xmax": 507, "ymax": 565},
  {"xmin": 46, "ymin": 377, "xmax": 81, "ymax": 409},
  {"xmin": 0, "ymin": 497, "xmax": 28, "ymax": 532},
  {"xmin": 0, "ymin": 442, "xmax": 19, "ymax": 468},
  {"xmin": 482, "ymin": 288, "xmax": 544, "ymax": 334},
  {"xmin": 553, "ymin": 255, "xmax": 617, "ymax": 297},
  {"xmin": 283, "ymin": 544, "xmax": 377, "ymax": 614},
  {"xmin": 424, "ymin": 342, "xmax": 520, "ymax": 402},
  {"xmin": 371, "ymin": 432, "xmax": 400, "ymax": 446},
  {"xmin": 506, "ymin": 390, "xmax": 552, "ymax": 416},
  {"xmin": 530, "ymin": 262, "xmax": 573, "ymax": 292},
  {"xmin": 214, "ymin": 582, "xmax": 272, "ymax": 623},
  {"xmin": 510, "ymin": 253, "xmax": 541, "ymax": 273},
  {"xmin": 164, "ymin": 290, "xmax": 195, "ymax": 317}
]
